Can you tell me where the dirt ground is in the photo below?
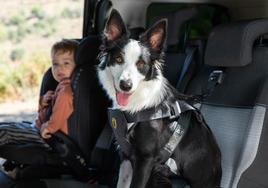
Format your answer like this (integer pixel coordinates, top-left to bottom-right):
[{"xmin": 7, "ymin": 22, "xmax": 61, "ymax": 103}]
[{"xmin": 0, "ymin": 99, "xmax": 37, "ymax": 123}]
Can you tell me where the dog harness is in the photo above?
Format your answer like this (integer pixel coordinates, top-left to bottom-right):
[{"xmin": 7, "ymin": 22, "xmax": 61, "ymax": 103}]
[{"xmin": 108, "ymin": 100, "xmax": 195, "ymax": 174}]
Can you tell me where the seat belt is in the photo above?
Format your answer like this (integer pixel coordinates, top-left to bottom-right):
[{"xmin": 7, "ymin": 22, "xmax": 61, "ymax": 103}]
[
  {"xmin": 46, "ymin": 131, "xmax": 95, "ymax": 182},
  {"xmin": 176, "ymin": 47, "xmax": 197, "ymax": 90},
  {"xmin": 94, "ymin": 124, "xmax": 114, "ymax": 150},
  {"xmin": 201, "ymin": 69, "xmax": 225, "ymax": 99},
  {"xmin": 90, "ymin": 123, "xmax": 115, "ymax": 168}
]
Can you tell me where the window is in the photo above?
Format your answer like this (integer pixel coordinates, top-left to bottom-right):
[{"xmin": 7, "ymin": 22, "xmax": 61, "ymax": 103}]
[{"xmin": 0, "ymin": 0, "xmax": 83, "ymax": 121}]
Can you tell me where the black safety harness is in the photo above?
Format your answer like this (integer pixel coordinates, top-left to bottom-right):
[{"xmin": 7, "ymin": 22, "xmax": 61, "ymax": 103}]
[{"xmin": 108, "ymin": 100, "xmax": 195, "ymax": 164}]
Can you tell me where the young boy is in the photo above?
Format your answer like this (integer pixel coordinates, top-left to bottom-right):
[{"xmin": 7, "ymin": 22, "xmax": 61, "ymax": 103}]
[
  {"xmin": 0, "ymin": 39, "xmax": 78, "ymax": 148},
  {"xmin": 37, "ymin": 39, "xmax": 78, "ymax": 139}
]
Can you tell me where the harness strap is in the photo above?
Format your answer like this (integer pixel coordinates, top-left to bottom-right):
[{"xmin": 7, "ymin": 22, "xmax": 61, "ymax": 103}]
[
  {"xmin": 123, "ymin": 100, "xmax": 193, "ymax": 123},
  {"xmin": 108, "ymin": 109, "xmax": 132, "ymax": 156},
  {"xmin": 161, "ymin": 111, "xmax": 192, "ymax": 162},
  {"xmin": 163, "ymin": 122, "xmax": 185, "ymax": 154},
  {"xmin": 108, "ymin": 100, "xmax": 195, "ymax": 157}
]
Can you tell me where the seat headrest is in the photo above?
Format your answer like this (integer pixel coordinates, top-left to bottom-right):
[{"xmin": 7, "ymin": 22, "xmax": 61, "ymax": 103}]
[
  {"xmin": 129, "ymin": 27, "xmax": 145, "ymax": 40},
  {"xmin": 40, "ymin": 68, "xmax": 58, "ymax": 95},
  {"xmin": 75, "ymin": 36, "xmax": 101, "ymax": 66},
  {"xmin": 148, "ymin": 8, "xmax": 197, "ymax": 47},
  {"xmin": 205, "ymin": 19, "xmax": 268, "ymax": 67},
  {"xmin": 94, "ymin": 0, "xmax": 112, "ymax": 35}
]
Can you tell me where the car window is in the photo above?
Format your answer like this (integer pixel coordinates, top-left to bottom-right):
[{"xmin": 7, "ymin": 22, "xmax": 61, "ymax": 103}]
[{"xmin": 0, "ymin": 0, "xmax": 83, "ymax": 122}]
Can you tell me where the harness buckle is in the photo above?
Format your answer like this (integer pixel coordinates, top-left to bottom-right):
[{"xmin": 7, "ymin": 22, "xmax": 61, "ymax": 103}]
[
  {"xmin": 209, "ymin": 70, "xmax": 224, "ymax": 84},
  {"xmin": 169, "ymin": 101, "xmax": 181, "ymax": 120}
]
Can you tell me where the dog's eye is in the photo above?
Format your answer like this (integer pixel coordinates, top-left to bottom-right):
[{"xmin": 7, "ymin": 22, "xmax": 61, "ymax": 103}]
[
  {"xmin": 115, "ymin": 56, "xmax": 123, "ymax": 64},
  {"xmin": 136, "ymin": 60, "xmax": 145, "ymax": 69}
]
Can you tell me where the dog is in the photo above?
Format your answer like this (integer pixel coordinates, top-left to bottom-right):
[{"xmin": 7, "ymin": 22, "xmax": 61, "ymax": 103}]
[{"xmin": 97, "ymin": 9, "xmax": 222, "ymax": 188}]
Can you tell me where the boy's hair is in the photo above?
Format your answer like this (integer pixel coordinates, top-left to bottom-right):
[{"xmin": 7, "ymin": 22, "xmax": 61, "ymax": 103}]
[{"xmin": 51, "ymin": 39, "xmax": 79, "ymax": 57}]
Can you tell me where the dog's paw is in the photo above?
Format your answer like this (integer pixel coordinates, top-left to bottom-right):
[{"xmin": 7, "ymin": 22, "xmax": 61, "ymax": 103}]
[
  {"xmin": 152, "ymin": 164, "xmax": 171, "ymax": 177},
  {"xmin": 148, "ymin": 166, "xmax": 173, "ymax": 188}
]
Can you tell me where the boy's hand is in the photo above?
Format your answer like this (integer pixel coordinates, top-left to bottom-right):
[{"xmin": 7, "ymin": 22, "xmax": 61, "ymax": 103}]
[
  {"xmin": 41, "ymin": 90, "xmax": 54, "ymax": 107},
  {"xmin": 41, "ymin": 126, "xmax": 52, "ymax": 139}
]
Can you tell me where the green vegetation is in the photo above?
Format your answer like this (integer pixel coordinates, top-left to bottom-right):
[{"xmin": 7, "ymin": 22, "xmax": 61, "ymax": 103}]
[
  {"xmin": 0, "ymin": 23, "xmax": 8, "ymax": 42},
  {"xmin": 0, "ymin": 0, "xmax": 83, "ymax": 101},
  {"xmin": 9, "ymin": 14, "xmax": 26, "ymax": 26},
  {"xmin": 32, "ymin": 16, "xmax": 58, "ymax": 37},
  {"xmin": 10, "ymin": 48, "xmax": 25, "ymax": 61},
  {"xmin": 0, "ymin": 52, "xmax": 50, "ymax": 101},
  {"xmin": 61, "ymin": 7, "xmax": 81, "ymax": 19},
  {"xmin": 31, "ymin": 5, "xmax": 46, "ymax": 20},
  {"xmin": 7, "ymin": 11, "xmax": 58, "ymax": 42}
]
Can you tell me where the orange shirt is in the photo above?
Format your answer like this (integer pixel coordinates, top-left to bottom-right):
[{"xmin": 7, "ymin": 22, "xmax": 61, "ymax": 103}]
[{"xmin": 35, "ymin": 79, "xmax": 73, "ymax": 135}]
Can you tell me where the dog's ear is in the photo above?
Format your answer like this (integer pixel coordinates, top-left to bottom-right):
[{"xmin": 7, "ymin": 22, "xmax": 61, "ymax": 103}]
[
  {"xmin": 140, "ymin": 19, "xmax": 167, "ymax": 52},
  {"xmin": 104, "ymin": 9, "xmax": 127, "ymax": 42}
]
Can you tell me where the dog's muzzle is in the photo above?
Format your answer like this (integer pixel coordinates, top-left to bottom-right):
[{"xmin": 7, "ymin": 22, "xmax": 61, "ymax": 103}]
[{"xmin": 119, "ymin": 79, "xmax": 132, "ymax": 92}]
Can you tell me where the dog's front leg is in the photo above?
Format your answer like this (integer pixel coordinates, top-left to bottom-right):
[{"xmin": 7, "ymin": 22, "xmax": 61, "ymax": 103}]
[
  {"xmin": 130, "ymin": 156, "xmax": 154, "ymax": 188},
  {"xmin": 117, "ymin": 160, "xmax": 133, "ymax": 188}
]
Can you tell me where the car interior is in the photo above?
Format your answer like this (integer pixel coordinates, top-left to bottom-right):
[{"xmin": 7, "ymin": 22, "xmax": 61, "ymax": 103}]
[{"xmin": 1, "ymin": 0, "xmax": 268, "ymax": 188}]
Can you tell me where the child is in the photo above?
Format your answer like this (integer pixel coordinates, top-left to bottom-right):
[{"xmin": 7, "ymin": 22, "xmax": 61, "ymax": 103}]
[
  {"xmin": 0, "ymin": 39, "xmax": 79, "ymax": 149},
  {"xmin": 37, "ymin": 39, "xmax": 78, "ymax": 139}
]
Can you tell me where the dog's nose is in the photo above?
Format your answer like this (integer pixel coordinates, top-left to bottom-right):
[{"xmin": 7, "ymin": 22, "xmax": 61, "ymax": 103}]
[{"xmin": 119, "ymin": 79, "xmax": 132, "ymax": 92}]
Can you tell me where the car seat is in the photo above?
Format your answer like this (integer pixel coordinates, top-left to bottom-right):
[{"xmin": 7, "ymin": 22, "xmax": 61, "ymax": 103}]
[
  {"xmin": 146, "ymin": 2, "xmax": 230, "ymax": 93},
  {"xmin": 185, "ymin": 19, "xmax": 268, "ymax": 188}
]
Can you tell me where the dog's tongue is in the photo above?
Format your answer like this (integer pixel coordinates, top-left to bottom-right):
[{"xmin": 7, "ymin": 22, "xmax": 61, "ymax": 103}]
[{"xmin": 116, "ymin": 91, "xmax": 132, "ymax": 106}]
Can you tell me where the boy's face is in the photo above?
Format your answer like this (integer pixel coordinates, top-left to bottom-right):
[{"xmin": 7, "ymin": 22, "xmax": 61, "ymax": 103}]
[{"xmin": 51, "ymin": 51, "xmax": 76, "ymax": 82}]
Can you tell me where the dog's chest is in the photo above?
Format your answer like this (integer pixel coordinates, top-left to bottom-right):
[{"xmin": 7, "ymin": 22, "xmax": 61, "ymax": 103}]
[{"xmin": 127, "ymin": 119, "xmax": 172, "ymax": 153}]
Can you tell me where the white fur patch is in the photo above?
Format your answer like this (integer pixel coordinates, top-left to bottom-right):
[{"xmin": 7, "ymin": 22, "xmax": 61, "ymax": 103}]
[
  {"xmin": 110, "ymin": 40, "xmax": 144, "ymax": 94},
  {"xmin": 119, "ymin": 73, "xmax": 169, "ymax": 113},
  {"xmin": 117, "ymin": 160, "xmax": 133, "ymax": 188}
]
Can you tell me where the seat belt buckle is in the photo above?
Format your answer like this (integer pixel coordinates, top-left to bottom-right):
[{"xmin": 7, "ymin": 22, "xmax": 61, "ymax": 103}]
[
  {"xmin": 208, "ymin": 70, "xmax": 224, "ymax": 84},
  {"xmin": 169, "ymin": 101, "xmax": 181, "ymax": 120}
]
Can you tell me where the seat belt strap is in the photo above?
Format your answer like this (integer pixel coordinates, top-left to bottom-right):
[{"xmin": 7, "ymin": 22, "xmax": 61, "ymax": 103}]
[
  {"xmin": 95, "ymin": 124, "xmax": 114, "ymax": 150},
  {"xmin": 46, "ymin": 131, "xmax": 93, "ymax": 181},
  {"xmin": 108, "ymin": 109, "xmax": 132, "ymax": 156},
  {"xmin": 176, "ymin": 47, "xmax": 197, "ymax": 89}
]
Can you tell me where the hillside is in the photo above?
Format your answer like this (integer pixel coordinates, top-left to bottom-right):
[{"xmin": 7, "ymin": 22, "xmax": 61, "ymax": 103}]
[{"xmin": 0, "ymin": 0, "xmax": 83, "ymax": 120}]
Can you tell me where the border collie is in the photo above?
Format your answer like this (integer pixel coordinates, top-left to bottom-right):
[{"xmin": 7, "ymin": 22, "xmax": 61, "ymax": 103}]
[{"xmin": 97, "ymin": 9, "xmax": 222, "ymax": 188}]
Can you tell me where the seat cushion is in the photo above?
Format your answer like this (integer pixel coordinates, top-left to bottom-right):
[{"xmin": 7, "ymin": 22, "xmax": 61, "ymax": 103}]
[{"xmin": 196, "ymin": 104, "xmax": 266, "ymax": 188}]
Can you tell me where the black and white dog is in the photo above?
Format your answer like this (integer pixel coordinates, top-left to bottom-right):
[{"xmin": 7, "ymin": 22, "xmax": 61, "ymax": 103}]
[{"xmin": 97, "ymin": 9, "xmax": 222, "ymax": 188}]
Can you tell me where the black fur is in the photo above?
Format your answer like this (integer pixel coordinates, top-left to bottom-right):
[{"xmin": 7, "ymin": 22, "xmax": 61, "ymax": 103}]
[
  {"xmin": 125, "ymin": 89, "xmax": 222, "ymax": 188},
  {"xmin": 100, "ymin": 9, "xmax": 222, "ymax": 188}
]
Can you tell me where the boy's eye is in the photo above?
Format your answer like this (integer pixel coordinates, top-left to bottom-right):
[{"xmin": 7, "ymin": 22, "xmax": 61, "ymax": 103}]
[
  {"xmin": 115, "ymin": 56, "xmax": 123, "ymax": 64},
  {"xmin": 136, "ymin": 60, "xmax": 145, "ymax": 69}
]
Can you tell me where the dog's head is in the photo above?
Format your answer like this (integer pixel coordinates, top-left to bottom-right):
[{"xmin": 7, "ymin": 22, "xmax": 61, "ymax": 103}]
[{"xmin": 98, "ymin": 9, "xmax": 168, "ymax": 112}]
